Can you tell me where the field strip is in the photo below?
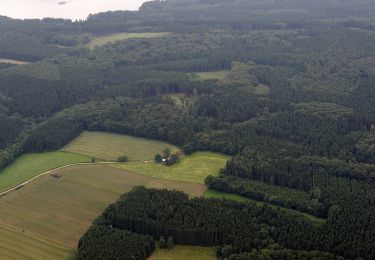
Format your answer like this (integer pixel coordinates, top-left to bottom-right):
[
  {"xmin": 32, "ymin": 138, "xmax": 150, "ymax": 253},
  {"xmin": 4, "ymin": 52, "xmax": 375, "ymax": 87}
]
[{"xmin": 0, "ymin": 162, "xmax": 117, "ymax": 198}]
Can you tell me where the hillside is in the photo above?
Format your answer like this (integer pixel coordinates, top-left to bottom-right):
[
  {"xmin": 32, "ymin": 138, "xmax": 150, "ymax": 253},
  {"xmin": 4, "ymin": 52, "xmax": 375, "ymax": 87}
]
[{"xmin": 0, "ymin": 0, "xmax": 375, "ymax": 259}]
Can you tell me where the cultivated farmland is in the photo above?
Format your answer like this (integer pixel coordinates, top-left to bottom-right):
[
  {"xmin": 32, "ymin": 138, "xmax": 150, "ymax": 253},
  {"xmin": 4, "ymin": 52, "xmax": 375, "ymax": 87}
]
[
  {"xmin": 112, "ymin": 151, "xmax": 230, "ymax": 184},
  {"xmin": 0, "ymin": 164, "xmax": 207, "ymax": 249},
  {"xmin": 0, "ymin": 151, "xmax": 91, "ymax": 193},
  {"xmin": 61, "ymin": 131, "xmax": 181, "ymax": 161},
  {"xmin": 0, "ymin": 224, "xmax": 70, "ymax": 260}
]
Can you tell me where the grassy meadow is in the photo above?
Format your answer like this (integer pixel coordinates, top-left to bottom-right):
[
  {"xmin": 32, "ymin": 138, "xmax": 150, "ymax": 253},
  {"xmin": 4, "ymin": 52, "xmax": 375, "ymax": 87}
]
[
  {"xmin": 0, "ymin": 151, "xmax": 91, "ymax": 193},
  {"xmin": 112, "ymin": 151, "xmax": 230, "ymax": 184},
  {"xmin": 87, "ymin": 32, "xmax": 170, "ymax": 49},
  {"xmin": 193, "ymin": 70, "xmax": 230, "ymax": 81},
  {"xmin": 0, "ymin": 58, "xmax": 29, "ymax": 65},
  {"xmin": 0, "ymin": 164, "xmax": 206, "ymax": 249},
  {"xmin": 150, "ymin": 245, "xmax": 216, "ymax": 260},
  {"xmin": 62, "ymin": 131, "xmax": 181, "ymax": 161}
]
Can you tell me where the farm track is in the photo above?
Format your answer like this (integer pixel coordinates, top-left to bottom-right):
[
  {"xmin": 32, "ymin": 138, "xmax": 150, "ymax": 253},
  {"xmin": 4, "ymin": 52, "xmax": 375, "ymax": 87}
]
[{"xmin": 0, "ymin": 162, "xmax": 120, "ymax": 198}]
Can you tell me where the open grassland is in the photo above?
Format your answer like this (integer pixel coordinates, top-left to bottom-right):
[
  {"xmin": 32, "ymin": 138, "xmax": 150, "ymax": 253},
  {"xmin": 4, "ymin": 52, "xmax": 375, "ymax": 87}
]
[
  {"xmin": 0, "ymin": 224, "xmax": 70, "ymax": 260},
  {"xmin": 87, "ymin": 32, "xmax": 170, "ymax": 49},
  {"xmin": 112, "ymin": 152, "xmax": 230, "ymax": 184},
  {"xmin": 193, "ymin": 70, "xmax": 230, "ymax": 81},
  {"xmin": 0, "ymin": 164, "xmax": 206, "ymax": 248},
  {"xmin": 150, "ymin": 245, "xmax": 216, "ymax": 260},
  {"xmin": 0, "ymin": 58, "xmax": 29, "ymax": 65},
  {"xmin": 0, "ymin": 152, "xmax": 91, "ymax": 193},
  {"xmin": 62, "ymin": 131, "xmax": 181, "ymax": 161},
  {"xmin": 203, "ymin": 189, "xmax": 326, "ymax": 225}
]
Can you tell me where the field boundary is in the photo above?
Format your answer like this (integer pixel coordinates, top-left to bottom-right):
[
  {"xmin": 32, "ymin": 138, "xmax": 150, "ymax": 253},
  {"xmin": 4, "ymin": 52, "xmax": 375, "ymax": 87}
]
[{"xmin": 0, "ymin": 162, "xmax": 110, "ymax": 197}]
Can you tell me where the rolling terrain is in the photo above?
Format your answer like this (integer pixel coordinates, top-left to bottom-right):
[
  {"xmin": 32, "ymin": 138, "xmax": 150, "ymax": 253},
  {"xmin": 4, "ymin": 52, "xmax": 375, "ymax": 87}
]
[{"xmin": 62, "ymin": 131, "xmax": 181, "ymax": 161}]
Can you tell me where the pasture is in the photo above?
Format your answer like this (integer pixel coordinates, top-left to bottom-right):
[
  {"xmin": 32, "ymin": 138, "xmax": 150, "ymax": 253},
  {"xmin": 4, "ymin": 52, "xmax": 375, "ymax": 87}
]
[
  {"xmin": 61, "ymin": 131, "xmax": 181, "ymax": 161},
  {"xmin": 0, "ymin": 224, "xmax": 70, "ymax": 260},
  {"xmin": 112, "ymin": 151, "xmax": 230, "ymax": 184},
  {"xmin": 87, "ymin": 32, "xmax": 170, "ymax": 49},
  {"xmin": 0, "ymin": 164, "xmax": 206, "ymax": 248},
  {"xmin": 0, "ymin": 151, "xmax": 91, "ymax": 193},
  {"xmin": 193, "ymin": 70, "xmax": 230, "ymax": 81},
  {"xmin": 150, "ymin": 246, "xmax": 216, "ymax": 260}
]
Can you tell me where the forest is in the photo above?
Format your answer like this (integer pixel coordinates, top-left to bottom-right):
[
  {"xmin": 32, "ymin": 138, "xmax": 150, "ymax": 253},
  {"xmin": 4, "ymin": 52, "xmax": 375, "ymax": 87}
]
[{"xmin": 1, "ymin": 0, "xmax": 375, "ymax": 259}]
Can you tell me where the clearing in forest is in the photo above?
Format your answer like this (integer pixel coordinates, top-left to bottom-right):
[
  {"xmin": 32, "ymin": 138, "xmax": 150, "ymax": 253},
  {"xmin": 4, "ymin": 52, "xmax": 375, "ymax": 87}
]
[
  {"xmin": 112, "ymin": 151, "xmax": 230, "ymax": 184},
  {"xmin": 0, "ymin": 58, "xmax": 29, "ymax": 65},
  {"xmin": 61, "ymin": 131, "xmax": 181, "ymax": 161},
  {"xmin": 193, "ymin": 70, "xmax": 230, "ymax": 81},
  {"xmin": 0, "ymin": 164, "xmax": 206, "ymax": 249},
  {"xmin": 150, "ymin": 245, "xmax": 216, "ymax": 260},
  {"xmin": 202, "ymin": 189, "xmax": 326, "ymax": 225},
  {"xmin": 87, "ymin": 32, "xmax": 170, "ymax": 49},
  {"xmin": 0, "ymin": 151, "xmax": 91, "ymax": 193}
]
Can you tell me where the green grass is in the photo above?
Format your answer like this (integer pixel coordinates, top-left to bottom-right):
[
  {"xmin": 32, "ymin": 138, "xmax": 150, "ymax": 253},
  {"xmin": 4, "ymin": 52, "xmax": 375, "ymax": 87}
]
[
  {"xmin": 203, "ymin": 189, "xmax": 326, "ymax": 225},
  {"xmin": 203, "ymin": 189, "xmax": 263, "ymax": 204},
  {"xmin": 87, "ymin": 32, "xmax": 170, "ymax": 49},
  {"xmin": 62, "ymin": 131, "xmax": 181, "ymax": 162},
  {"xmin": 0, "ymin": 224, "xmax": 70, "ymax": 260},
  {"xmin": 0, "ymin": 164, "xmax": 206, "ymax": 248},
  {"xmin": 112, "ymin": 151, "xmax": 230, "ymax": 184},
  {"xmin": 0, "ymin": 151, "xmax": 91, "ymax": 193},
  {"xmin": 193, "ymin": 70, "xmax": 230, "ymax": 81},
  {"xmin": 150, "ymin": 245, "xmax": 216, "ymax": 260}
]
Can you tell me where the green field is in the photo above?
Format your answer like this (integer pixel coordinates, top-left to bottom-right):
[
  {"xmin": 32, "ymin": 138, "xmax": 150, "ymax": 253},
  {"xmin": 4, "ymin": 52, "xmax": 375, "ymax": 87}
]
[
  {"xmin": 62, "ymin": 131, "xmax": 181, "ymax": 161},
  {"xmin": 193, "ymin": 70, "xmax": 230, "ymax": 81},
  {"xmin": 203, "ymin": 189, "xmax": 326, "ymax": 225},
  {"xmin": 0, "ymin": 151, "xmax": 91, "ymax": 193},
  {"xmin": 112, "ymin": 152, "xmax": 230, "ymax": 184},
  {"xmin": 150, "ymin": 245, "xmax": 216, "ymax": 260},
  {"xmin": 203, "ymin": 189, "xmax": 262, "ymax": 204},
  {"xmin": 87, "ymin": 32, "xmax": 170, "ymax": 49},
  {"xmin": 0, "ymin": 224, "xmax": 70, "ymax": 260},
  {"xmin": 0, "ymin": 164, "xmax": 206, "ymax": 249}
]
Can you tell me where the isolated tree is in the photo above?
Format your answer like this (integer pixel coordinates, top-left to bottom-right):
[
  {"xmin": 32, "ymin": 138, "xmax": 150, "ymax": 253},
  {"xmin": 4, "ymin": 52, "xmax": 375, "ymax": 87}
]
[
  {"xmin": 117, "ymin": 155, "xmax": 129, "ymax": 162},
  {"xmin": 167, "ymin": 236, "xmax": 174, "ymax": 249},
  {"xmin": 159, "ymin": 236, "xmax": 167, "ymax": 249},
  {"xmin": 155, "ymin": 154, "xmax": 162, "ymax": 163},
  {"xmin": 163, "ymin": 148, "xmax": 171, "ymax": 159}
]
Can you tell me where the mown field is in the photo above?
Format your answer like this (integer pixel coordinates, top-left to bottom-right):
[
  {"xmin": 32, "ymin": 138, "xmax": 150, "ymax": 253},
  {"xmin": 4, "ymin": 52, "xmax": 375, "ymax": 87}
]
[
  {"xmin": 0, "ymin": 151, "xmax": 91, "ymax": 193},
  {"xmin": 87, "ymin": 32, "xmax": 170, "ymax": 49},
  {"xmin": 62, "ymin": 131, "xmax": 181, "ymax": 161},
  {"xmin": 150, "ymin": 245, "xmax": 216, "ymax": 260},
  {"xmin": 112, "ymin": 151, "xmax": 230, "ymax": 184},
  {"xmin": 0, "ymin": 224, "xmax": 71, "ymax": 260},
  {"xmin": 0, "ymin": 164, "xmax": 206, "ymax": 249}
]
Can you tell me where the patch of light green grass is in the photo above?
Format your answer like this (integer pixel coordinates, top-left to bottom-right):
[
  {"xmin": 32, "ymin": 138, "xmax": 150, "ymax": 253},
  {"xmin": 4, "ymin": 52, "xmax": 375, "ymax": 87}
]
[
  {"xmin": 87, "ymin": 32, "xmax": 170, "ymax": 49},
  {"xmin": 203, "ymin": 189, "xmax": 326, "ymax": 225},
  {"xmin": 112, "ymin": 152, "xmax": 230, "ymax": 184},
  {"xmin": 193, "ymin": 70, "xmax": 230, "ymax": 81},
  {"xmin": 150, "ymin": 245, "xmax": 216, "ymax": 260},
  {"xmin": 0, "ymin": 151, "xmax": 91, "ymax": 192},
  {"xmin": 62, "ymin": 131, "xmax": 181, "ymax": 161}
]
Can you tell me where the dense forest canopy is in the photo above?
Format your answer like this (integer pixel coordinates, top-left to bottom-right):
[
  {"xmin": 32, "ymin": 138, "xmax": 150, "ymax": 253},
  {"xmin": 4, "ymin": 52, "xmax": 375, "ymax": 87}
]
[{"xmin": 0, "ymin": 0, "xmax": 375, "ymax": 259}]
